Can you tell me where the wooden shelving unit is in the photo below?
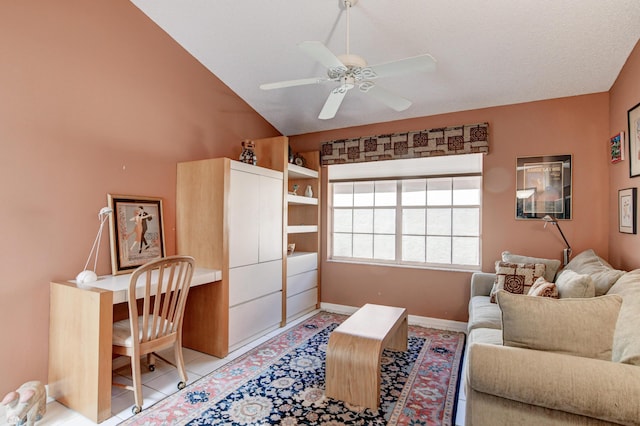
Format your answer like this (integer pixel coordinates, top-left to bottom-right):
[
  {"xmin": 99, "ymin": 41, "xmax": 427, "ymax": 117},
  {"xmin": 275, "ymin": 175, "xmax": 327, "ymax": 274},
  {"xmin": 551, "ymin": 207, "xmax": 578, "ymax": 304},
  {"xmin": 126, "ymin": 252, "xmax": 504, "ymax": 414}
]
[
  {"xmin": 285, "ymin": 152, "xmax": 321, "ymax": 321},
  {"xmin": 252, "ymin": 137, "xmax": 321, "ymax": 324}
]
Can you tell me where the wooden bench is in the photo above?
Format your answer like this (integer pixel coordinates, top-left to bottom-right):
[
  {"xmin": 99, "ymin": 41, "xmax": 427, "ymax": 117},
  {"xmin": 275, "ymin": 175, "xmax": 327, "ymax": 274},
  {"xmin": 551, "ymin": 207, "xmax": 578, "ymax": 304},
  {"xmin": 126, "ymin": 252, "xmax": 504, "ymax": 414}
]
[{"xmin": 325, "ymin": 304, "xmax": 408, "ymax": 409}]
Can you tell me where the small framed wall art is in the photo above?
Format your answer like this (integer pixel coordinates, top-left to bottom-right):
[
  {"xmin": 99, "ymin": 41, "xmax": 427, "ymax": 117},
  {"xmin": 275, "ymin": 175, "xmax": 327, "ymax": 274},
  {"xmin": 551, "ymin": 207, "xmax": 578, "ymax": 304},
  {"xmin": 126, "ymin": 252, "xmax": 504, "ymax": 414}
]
[
  {"xmin": 610, "ymin": 132, "xmax": 624, "ymax": 163},
  {"xmin": 618, "ymin": 188, "xmax": 637, "ymax": 234},
  {"xmin": 107, "ymin": 194, "xmax": 166, "ymax": 275},
  {"xmin": 516, "ymin": 154, "xmax": 572, "ymax": 220},
  {"xmin": 628, "ymin": 102, "xmax": 640, "ymax": 177}
]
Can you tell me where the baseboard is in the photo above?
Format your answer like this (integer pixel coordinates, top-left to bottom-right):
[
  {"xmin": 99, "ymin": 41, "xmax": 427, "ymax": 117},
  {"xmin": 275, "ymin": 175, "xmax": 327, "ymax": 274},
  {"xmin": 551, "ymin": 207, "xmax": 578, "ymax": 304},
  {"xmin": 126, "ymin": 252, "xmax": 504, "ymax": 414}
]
[{"xmin": 320, "ymin": 302, "xmax": 468, "ymax": 333}]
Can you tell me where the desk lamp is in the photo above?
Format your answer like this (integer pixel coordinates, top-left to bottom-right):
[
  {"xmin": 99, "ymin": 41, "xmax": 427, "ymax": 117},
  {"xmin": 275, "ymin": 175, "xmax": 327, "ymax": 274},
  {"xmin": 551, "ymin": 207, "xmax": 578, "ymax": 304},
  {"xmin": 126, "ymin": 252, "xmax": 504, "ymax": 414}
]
[
  {"xmin": 76, "ymin": 206, "xmax": 113, "ymax": 283},
  {"xmin": 542, "ymin": 215, "xmax": 572, "ymax": 266}
]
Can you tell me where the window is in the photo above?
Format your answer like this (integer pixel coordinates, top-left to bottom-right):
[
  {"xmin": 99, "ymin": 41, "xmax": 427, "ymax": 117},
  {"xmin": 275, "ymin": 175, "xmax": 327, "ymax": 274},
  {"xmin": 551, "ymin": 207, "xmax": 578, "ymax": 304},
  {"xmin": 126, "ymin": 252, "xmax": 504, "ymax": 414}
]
[{"xmin": 329, "ymin": 154, "xmax": 482, "ymax": 269}]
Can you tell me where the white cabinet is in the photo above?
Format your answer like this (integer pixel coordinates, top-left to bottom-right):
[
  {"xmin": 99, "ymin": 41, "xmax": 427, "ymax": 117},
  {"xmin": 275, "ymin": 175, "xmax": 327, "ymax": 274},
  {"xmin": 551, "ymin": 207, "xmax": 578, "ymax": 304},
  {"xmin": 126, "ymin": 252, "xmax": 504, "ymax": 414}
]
[
  {"xmin": 229, "ymin": 161, "xmax": 283, "ymax": 268},
  {"xmin": 228, "ymin": 161, "xmax": 283, "ymax": 348},
  {"xmin": 176, "ymin": 157, "xmax": 283, "ymax": 357}
]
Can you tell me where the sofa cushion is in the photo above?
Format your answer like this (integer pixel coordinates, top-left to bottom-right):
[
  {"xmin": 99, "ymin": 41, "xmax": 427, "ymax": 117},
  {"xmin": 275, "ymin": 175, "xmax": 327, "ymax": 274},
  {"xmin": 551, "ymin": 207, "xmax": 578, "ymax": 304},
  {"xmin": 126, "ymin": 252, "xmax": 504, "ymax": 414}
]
[
  {"xmin": 608, "ymin": 269, "xmax": 640, "ymax": 366},
  {"xmin": 468, "ymin": 295, "xmax": 502, "ymax": 332},
  {"xmin": 527, "ymin": 277, "xmax": 559, "ymax": 298},
  {"xmin": 496, "ymin": 290, "xmax": 622, "ymax": 360},
  {"xmin": 490, "ymin": 261, "xmax": 546, "ymax": 303},
  {"xmin": 563, "ymin": 249, "xmax": 624, "ymax": 295},
  {"xmin": 468, "ymin": 327, "xmax": 503, "ymax": 346},
  {"xmin": 554, "ymin": 269, "xmax": 595, "ymax": 298},
  {"xmin": 502, "ymin": 251, "xmax": 561, "ymax": 282}
]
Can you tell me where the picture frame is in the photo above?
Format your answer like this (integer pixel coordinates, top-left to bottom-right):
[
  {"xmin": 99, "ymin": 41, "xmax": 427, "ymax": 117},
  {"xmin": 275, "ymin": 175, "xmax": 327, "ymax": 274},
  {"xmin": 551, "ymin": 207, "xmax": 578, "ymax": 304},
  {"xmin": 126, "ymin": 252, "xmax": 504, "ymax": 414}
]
[
  {"xmin": 610, "ymin": 131, "xmax": 624, "ymax": 164},
  {"xmin": 516, "ymin": 154, "xmax": 572, "ymax": 220},
  {"xmin": 618, "ymin": 188, "xmax": 637, "ymax": 234},
  {"xmin": 107, "ymin": 194, "xmax": 166, "ymax": 275},
  {"xmin": 628, "ymin": 102, "xmax": 640, "ymax": 177}
]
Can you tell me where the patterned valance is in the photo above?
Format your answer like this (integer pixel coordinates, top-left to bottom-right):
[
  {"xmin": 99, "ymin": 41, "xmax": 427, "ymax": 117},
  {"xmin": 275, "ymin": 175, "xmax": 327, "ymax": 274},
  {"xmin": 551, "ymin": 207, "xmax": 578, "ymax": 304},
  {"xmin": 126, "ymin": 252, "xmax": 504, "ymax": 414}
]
[{"xmin": 320, "ymin": 123, "xmax": 489, "ymax": 166}]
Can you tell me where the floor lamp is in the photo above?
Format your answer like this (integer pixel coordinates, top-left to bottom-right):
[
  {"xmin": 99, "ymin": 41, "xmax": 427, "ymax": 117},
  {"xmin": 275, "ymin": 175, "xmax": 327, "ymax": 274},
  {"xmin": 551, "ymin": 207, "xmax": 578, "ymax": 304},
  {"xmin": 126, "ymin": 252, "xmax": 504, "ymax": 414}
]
[
  {"xmin": 76, "ymin": 206, "xmax": 113, "ymax": 283},
  {"xmin": 542, "ymin": 215, "xmax": 572, "ymax": 266}
]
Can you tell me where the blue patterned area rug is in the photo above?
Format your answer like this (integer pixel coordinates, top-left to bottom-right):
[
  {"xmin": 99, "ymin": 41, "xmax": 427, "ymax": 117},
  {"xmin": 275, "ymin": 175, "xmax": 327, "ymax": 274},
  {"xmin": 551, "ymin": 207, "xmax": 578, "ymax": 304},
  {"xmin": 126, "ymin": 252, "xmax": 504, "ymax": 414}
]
[{"xmin": 120, "ymin": 311, "xmax": 465, "ymax": 425}]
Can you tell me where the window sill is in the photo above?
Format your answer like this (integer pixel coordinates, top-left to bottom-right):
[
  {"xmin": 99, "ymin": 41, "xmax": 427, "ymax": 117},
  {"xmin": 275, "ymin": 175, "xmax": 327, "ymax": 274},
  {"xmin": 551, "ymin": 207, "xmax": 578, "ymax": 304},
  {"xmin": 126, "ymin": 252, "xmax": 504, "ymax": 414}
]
[{"xmin": 326, "ymin": 258, "xmax": 481, "ymax": 273}]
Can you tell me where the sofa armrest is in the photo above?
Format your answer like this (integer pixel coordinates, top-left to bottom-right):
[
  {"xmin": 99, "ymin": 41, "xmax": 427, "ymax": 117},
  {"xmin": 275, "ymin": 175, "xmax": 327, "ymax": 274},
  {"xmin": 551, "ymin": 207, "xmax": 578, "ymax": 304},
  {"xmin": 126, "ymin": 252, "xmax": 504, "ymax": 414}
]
[
  {"xmin": 467, "ymin": 343, "xmax": 640, "ymax": 425},
  {"xmin": 471, "ymin": 272, "xmax": 496, "ymax": 297}
]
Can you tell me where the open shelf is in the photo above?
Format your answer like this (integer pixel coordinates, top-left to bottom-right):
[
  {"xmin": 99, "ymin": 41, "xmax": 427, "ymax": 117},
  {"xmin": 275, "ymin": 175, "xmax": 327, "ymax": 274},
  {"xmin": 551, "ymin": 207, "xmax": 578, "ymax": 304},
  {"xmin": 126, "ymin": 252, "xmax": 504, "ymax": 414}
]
[
  {"xmin": 287, "ymin": 225, "xmax": 318, "ymax": 234},
  {"xmin": 288, "ymin": 163, "xmax": 318, "ymax": 179},
  {"xmin": 287, "ymin": 194, "xmax": 318, "ymax": 205}
]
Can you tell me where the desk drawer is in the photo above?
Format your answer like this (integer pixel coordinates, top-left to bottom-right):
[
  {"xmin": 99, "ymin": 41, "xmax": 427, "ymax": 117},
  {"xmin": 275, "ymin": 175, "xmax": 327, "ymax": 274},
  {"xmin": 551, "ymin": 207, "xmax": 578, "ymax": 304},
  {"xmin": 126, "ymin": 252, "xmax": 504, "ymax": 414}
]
[
  {"xmin": 229, "ymin": 291, "xmax": 282, "ymax": 348},
  {"xmin": 287, "ymin": 270, "xmax": 317, "ymax": 297},
  {"xmin": 286, "ymin": 288, "xmax": 317, "ymax": 320},
  {"xmin": 229, "ymin": 260, "xmax": 282, "ymax": 307},
  {"xmin": 287, "ymin": 252, "xmax": 317, "ymax": 277}
]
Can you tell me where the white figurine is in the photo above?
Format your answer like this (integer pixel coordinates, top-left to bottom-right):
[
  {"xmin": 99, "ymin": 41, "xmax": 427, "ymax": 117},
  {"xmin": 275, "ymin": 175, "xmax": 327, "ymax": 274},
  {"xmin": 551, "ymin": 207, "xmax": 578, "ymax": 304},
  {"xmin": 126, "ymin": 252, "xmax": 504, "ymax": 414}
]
[{"xmin": 2, "ymin": 381, "xmax": 46, "ymax": 426}]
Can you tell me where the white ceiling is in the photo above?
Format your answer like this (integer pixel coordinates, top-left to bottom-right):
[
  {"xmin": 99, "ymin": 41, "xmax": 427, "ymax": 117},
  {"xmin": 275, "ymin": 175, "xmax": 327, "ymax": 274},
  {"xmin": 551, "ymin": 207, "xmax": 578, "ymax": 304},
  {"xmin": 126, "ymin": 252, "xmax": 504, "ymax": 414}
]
[{"xmin": 130, "ymin": 0, "xmax": 640, "ymax": 136}]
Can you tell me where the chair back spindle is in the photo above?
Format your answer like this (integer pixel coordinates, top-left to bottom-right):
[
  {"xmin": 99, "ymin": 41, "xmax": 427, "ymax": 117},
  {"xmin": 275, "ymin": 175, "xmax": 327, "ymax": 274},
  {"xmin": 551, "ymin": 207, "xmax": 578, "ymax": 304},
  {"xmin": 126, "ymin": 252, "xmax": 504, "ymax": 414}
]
[{"xmin": 127, "ymin": 256, "xmax": 195, "ymax": 346}]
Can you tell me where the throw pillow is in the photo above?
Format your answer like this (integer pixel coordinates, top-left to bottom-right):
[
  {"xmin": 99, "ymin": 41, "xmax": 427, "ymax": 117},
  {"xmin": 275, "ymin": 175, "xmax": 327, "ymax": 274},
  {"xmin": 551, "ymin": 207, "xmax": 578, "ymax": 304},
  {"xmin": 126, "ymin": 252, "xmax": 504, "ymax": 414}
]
[
  {"xmin": 490, "ymin": 261, "xmax": 546, "ymax": 303},
  {"xmin": 554, "ymin": 269, "xmax": 595, "ymax": 298},
  {"xmin": 496, "ymin": 290, "xmax": 622, "ymax": 360},
  {"xmin": 608, "ymin": 269, "xmax": 640, "ymax": 366},
  {"xmin": 563, "ymin": 249, "xmax": 625, "ymax": 295},
  {"xmin": 528, "ymin": 277, "xmax": 559, "ymax": 298},
  {"xmin": 502, "ymin": 251, "xmax": 561, "ymax": 282}
]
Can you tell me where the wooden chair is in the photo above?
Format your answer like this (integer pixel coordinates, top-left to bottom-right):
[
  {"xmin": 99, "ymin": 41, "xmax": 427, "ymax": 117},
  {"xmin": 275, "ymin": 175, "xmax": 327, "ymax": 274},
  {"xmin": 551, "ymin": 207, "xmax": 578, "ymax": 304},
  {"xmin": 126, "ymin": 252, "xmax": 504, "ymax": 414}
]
[{"xmin": 112, "ymin": 255, "xmax": 195, "ymax": 415}]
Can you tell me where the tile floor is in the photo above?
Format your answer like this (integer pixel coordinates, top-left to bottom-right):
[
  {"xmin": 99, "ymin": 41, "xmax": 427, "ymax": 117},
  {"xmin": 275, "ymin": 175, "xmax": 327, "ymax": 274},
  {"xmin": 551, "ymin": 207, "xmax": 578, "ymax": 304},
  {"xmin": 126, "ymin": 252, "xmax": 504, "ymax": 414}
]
[{"xmin": 1, "ymin": 311, "xmax": 466, "ymax": 425}]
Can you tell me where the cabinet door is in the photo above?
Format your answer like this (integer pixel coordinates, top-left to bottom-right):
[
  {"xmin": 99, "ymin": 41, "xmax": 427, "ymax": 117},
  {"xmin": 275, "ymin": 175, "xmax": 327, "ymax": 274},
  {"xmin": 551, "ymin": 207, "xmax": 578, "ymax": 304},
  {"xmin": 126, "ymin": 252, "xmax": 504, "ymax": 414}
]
[
  {"xmin": 229, "ymin": 169, "xmax": 260, "ymax": 268},
  {"xmin": 258, "ymin": 175, "xmax": 283, "ymax": 262}
]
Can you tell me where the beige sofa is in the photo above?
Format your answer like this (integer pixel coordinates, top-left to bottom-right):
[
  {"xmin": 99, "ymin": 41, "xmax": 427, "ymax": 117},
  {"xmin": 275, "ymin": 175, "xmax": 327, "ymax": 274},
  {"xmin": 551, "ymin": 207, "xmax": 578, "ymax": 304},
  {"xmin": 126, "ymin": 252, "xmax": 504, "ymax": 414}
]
[{"xmin": 464, "ymin": 249, "xmax": 640, "ymax": 425}]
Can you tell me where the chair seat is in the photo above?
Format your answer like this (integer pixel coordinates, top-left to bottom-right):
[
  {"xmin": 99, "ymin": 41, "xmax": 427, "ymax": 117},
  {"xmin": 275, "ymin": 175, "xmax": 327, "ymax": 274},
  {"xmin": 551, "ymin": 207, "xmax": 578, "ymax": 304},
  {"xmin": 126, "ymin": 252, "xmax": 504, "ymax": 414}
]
[{"xmin": 113, "ymin": 316, "xmax": 175, "ymax": 347}]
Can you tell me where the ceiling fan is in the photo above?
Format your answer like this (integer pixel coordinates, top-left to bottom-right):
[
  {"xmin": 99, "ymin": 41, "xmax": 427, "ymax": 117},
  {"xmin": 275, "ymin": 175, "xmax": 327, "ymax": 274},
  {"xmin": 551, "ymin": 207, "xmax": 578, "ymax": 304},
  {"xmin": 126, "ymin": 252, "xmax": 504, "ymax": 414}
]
[{"xmin": 259, "ymin": 0, "xmax": 436, "ymax": 120}]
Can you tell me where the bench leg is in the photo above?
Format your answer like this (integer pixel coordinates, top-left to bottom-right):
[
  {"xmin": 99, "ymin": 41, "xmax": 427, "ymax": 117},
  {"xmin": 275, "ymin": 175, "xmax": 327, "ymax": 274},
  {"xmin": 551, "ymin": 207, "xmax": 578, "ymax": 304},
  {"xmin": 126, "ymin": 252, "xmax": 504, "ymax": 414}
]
[
  {"xmin": 386, "ymin": 316, "xmax": 408, "ymax": 351},
  {"xmin": 325, "ymin": 333, "xmax": 382, "ymax": 410}
]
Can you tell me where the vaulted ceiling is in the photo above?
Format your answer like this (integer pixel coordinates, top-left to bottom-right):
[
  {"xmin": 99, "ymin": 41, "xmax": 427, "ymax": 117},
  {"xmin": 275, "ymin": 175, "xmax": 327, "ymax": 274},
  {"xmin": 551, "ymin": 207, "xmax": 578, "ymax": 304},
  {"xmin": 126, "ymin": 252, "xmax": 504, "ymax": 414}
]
[{"xmin": 131, "ymin": 0, "xmax": 640, "ymax": 136}]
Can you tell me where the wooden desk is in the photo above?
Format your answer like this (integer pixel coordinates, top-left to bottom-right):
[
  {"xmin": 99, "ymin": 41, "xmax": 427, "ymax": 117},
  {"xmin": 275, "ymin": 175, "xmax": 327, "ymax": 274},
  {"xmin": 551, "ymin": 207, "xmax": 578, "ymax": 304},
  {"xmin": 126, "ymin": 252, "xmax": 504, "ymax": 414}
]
[{"xmin": 48, "ymin": 268, "xmax": 222, "ymax": 423}]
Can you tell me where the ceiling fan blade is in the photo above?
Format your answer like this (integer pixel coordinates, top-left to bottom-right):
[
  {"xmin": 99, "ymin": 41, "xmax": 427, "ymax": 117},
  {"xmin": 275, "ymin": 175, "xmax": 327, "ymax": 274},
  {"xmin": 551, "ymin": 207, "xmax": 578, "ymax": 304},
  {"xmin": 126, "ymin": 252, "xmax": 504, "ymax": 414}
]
[
  {"xmin": 367, "ymin": 54, "xmax": 436, "ymax": 79},
  {"xmin": 298, "ymin": 41, "xmax": 345, "ymax": 70},
  {"xmin": 319, "ymin": 86, "xmax": 348, "ymax": 120},
  {"xmin": 260, "ymin": 77, "xmax": 327, "ymax": 90},
  {"xmin": 362, "ymin": 84, "xmax": 412, "ymax": 112}
]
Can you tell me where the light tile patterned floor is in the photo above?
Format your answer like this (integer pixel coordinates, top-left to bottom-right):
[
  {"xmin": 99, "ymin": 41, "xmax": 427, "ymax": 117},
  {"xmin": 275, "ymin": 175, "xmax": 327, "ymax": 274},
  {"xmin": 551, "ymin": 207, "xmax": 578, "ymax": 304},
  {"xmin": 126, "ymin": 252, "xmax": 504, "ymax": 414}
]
[{"xmin": 0, "ymin": 311, "xmax": 467, "ymax": 425}]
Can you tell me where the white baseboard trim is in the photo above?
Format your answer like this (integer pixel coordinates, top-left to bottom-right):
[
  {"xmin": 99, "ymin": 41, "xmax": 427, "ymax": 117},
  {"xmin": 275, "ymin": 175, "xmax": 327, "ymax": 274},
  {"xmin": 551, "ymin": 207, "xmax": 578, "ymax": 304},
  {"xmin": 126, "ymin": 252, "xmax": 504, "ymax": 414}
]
[{"xmin": 320, "ymin": 302, "xmax": 467, "ymax": 333}]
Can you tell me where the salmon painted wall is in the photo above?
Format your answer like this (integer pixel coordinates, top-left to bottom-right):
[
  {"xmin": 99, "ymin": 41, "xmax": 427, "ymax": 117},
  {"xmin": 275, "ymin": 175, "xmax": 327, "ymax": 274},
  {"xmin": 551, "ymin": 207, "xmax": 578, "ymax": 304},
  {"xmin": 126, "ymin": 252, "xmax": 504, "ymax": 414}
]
[
  {"xmin": 0, "ymin": 1, "xmax": 279, "ymax": 395},
  {"xmin": 609, "ymin": 40, "xmax": 640, "ymax": 270},
  {"xmin": 291, "ymin": 93, "xmax": 611, "ymax": 322}
]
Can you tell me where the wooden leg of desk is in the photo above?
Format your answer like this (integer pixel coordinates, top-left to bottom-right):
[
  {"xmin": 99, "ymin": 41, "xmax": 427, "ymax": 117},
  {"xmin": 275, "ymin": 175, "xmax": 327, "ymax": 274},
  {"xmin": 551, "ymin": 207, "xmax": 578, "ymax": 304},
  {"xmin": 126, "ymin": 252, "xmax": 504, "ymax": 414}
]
[
  {"xmin": 183, "ymin": 281, "xmax": 229, "ymax": 358},
  {"xmin": 48, "ymin": 282, "xmax": 113, "ymax": 423}
]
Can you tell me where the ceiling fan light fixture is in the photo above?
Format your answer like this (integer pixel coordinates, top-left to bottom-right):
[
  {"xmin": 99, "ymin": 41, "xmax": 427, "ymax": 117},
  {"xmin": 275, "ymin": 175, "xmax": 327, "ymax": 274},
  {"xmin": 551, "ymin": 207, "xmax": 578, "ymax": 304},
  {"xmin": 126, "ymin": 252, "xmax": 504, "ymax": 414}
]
[{"xmin": 337, "ymin": 54, "xmax": 367, "ymax": 69}]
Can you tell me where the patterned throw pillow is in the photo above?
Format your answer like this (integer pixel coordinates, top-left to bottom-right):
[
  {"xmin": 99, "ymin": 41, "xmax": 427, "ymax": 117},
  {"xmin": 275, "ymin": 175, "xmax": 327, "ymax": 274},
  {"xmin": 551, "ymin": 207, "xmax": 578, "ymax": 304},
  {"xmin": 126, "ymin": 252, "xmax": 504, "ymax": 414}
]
[
  {"xmin": 490, "ymin": 261, "xmax": 547, "ymax": 303},
  {"xmin": 501, "ymin": 251, "xmax": 561, "ymax": 282},
  {"xmin": 528, "ymin": 277, "xmax": 559, "ymax": 298}
]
